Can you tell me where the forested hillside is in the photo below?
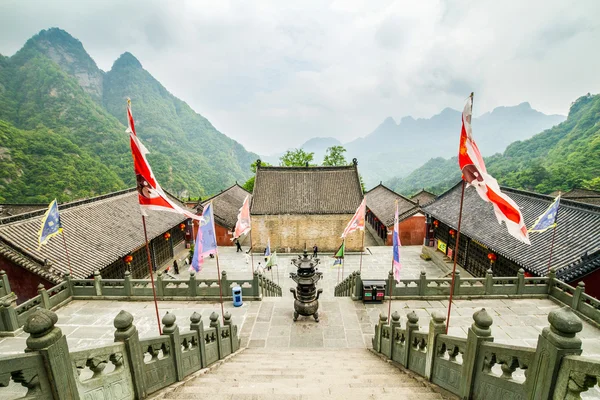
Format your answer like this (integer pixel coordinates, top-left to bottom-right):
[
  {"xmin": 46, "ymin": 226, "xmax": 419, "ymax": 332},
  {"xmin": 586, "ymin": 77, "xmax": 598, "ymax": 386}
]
[
  {"xmin": 0, "ymin": 28, "xmax": 256, "ymax": 203},
  {"xmin": 387, "ymin": 93, "xmax": 600, "ymax": 196}
]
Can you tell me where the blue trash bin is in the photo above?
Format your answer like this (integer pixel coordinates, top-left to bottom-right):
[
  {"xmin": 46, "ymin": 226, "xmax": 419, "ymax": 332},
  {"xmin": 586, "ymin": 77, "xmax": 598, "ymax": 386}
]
[{"xmin": 232, "ymin": 286, "xmax": 243, "ymax": 307}]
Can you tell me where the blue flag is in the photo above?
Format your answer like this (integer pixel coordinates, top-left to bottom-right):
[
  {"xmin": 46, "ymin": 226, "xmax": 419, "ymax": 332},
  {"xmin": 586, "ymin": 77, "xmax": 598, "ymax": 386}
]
[
  {"xmin": 38, "ymin": 199, "xmax": 63, "ymax": 249},
  {"xmin": 190, "ymin": 203, "xmax": 218, "ymax": 272},
  {"xmin": 529, "ymin": 194, "xmax": 561, "ymax": 233}
]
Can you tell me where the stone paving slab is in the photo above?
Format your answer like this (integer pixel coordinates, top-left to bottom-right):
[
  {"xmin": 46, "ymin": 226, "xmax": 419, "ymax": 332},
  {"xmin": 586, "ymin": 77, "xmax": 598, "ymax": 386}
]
[{"xmin": 1, "ymin": 245, "xmax": 600, "ymax": 361}]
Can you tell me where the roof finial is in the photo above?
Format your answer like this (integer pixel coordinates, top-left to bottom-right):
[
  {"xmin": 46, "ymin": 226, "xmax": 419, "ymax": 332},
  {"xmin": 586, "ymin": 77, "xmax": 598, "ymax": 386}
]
[
  {"xmin": 305, "ymin": 161, "xmax": 309, "ymax": 167},
  {"xmin": 256, "ymin": 159, "xmax": 261, "ymax": 168},
  {"xmin": 352, "ymin": 158, "xmax": 358, "ymax": 166}
]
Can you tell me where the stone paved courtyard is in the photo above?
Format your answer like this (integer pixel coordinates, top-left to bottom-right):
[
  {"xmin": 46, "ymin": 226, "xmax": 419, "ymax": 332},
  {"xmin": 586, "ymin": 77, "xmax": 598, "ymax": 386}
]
[{"xmin": 1, "ymin": 246, "xmax": 600, "ymax": 360}]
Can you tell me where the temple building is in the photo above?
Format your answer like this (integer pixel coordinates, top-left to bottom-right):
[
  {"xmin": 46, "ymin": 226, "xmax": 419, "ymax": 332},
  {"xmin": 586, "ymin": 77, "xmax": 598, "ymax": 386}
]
[
  {"xmin": 195, "ymin": 184, "xmax": 251, "ymax": 246},
  {"xmin": 0, "ymin": 188, "xmax": 190, "ymax": 302},
  {"xmin": 423, "ymin": 182, "xmax": 600, "ymax": 298},
  {"xmin": 409, "ymin": 189, "xmax": 437, "ymax": 206},
  {"xmin": 559, "ymin": 188, "xmax": 600, "ymax": 206},
  {"xmin": 250, "ymin": 161, "xmax": 364, "ymax": 252},
  {"xmin": 364, "ymin": 184, "xmax": 426, "ymax": 246}
]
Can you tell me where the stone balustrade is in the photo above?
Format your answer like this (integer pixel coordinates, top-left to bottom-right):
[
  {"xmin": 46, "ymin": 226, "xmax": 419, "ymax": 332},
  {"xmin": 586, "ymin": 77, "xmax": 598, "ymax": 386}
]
[
  {"xmin": 0, "ymin": 306, "xmax": 241, "ymax": 399},
  {"xmin": 0, "ymin": 269, "xmax": 280, "ymax": 335},
  {"xmin": 372, "ymin": 305, "xmax": 600, "ymax": 399}
]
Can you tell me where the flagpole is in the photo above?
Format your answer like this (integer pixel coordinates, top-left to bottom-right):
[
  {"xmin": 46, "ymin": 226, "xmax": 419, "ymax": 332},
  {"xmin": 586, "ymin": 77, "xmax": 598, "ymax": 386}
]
[
  {"xmin": 546, "ymin": 193, "xmax": 561, "ymax": 275},
  {"xmin": 215, "ymin": 249, "xmax": 226, "ymax": 324},
  {"xmin": 142, "ymin": 215, "xmax": 162, "ymax": 335},
  {"xmin": 359, "ymin": 230, "xmax": 365, "ymax": 274},
  {"xmin": 388, "ymin": 258, "xmax": 393, "ymax": 323},
  {"xmin": 337, "ymin": 259, "xmax": 341, "ymax": 284},
  {"xmin": 250, "ymin": 230, "xmax": 255, "ymax": 275},
  {"xmin": 60, "ymin": 231, "xmax": 73, "ymax": 275},
  {"xmin": 446, "ymin": 180, "xmax": 466, "ymax": 334}
]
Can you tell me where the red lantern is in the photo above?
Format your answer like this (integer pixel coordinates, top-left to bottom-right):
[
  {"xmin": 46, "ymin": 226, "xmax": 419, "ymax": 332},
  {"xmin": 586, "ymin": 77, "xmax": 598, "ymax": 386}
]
[
  {"xmin": 179, "ymin": 223, "xmax": 186, "ymax": 231},
  {"xmin": 124, "ymin": 255, "xmax": 133, "ymax": 265},
  {"xmin": 449, "ymin": 229, "xmax": 456, "ymax": 237},
  {"xmin": 487, "ymin": 253, "xmax": 497, "ymax": 263},
  {"xmin": 433, "ymin": 220, "xmax": 439, "ymax": 228},
  {"xmin": 164, "ymin": 232, "xmax": 171, "ymax": 241}
]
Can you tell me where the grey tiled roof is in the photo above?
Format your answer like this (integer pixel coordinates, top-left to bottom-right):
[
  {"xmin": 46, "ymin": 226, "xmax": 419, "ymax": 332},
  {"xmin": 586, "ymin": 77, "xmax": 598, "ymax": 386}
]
[
  {"xmin": 562, "ymin": 188, "xmax": 600, "ymax": 206},
  {"xmin": 0, "ymin": 189, "xmax": 186, "ymax": 280},
  {"xmin": 557, "ymin": 249, "xmax": 600, "ymax": 282},
  {"xmin": 0, "ymin": 204, "xmax": 47, "ymax": 219},
  {"xmin": 409, "ymin": 189, "xmax": 437, "ymax": 206},
  {"xmin": 201, "ymin": 184, "xmax": 251, "ymax": 230},
  {"xmin": 251, "ymin": 165, "xmax": 363, "ymax": 215},
  {"xmin": 423, "ymin": 182, "xmax": 600, "ymax": 276},
  {"xmin": 365, "ymin": 184, "xmax": 418, "ymax": 226}
]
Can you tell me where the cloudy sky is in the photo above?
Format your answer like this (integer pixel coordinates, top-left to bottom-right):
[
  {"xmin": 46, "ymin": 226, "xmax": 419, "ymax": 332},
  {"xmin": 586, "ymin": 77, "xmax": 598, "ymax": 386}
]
[{"xmin": 1, "ymin": 0, "xmax": 599, "ymax": 153}]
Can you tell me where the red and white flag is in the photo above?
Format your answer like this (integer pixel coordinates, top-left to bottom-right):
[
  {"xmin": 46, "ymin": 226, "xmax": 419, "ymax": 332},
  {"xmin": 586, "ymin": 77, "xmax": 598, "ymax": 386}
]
[
  {"xmin": 232, "ymin": 195, "xmax": 251, "ymax": 240},
  {"xmin": 458, "ymin": 95, "xmax": 530, "ymax": 244},
  {"xmin": 127, "ymin": 99, "xmax": 201, "ymax": 221},
  {"xmin": 341, "ymin": 199, "xmax": 366, "ymax": 238}
]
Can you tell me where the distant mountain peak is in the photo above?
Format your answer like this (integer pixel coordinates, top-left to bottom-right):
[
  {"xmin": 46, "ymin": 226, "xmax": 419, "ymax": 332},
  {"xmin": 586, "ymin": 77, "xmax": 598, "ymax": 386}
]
[
  {"xmin": 112, "ymin": 52, "xmax": 143, "ymax": 70},
  {"xmin": 32, "ymin": 27, "xmax": 81, "ymax": 46}
]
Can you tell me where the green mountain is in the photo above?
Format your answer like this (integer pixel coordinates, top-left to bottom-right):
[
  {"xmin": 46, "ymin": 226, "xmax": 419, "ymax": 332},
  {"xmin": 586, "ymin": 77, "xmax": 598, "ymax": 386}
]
[
  {"xmin": 386, "ymin": 93, "xmax": 600, "ymax": 196},
  {"xmin": 0, "ymin": 28, "xmax": 257, "ymax": 203}
]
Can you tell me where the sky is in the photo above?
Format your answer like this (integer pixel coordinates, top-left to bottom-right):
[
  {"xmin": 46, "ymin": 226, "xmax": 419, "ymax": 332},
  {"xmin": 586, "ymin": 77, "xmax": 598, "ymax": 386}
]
[{"xmin": 1, "ymin": 0, "xmax": 599, "ymax": 154}]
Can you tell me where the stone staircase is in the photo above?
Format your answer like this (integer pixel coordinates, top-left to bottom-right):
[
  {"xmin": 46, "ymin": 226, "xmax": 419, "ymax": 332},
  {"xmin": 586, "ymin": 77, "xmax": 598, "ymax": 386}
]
[{"xmin": 158, "ymin": 348, "xmax": 446, "ymax": 400}]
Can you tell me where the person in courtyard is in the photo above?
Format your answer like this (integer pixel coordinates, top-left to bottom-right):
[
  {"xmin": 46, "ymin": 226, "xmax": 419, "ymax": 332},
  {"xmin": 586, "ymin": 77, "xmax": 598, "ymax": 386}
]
[
  {"xmin": 235, "ymin": 239, "xmax": 242, "ymax": 252},
  {"xmin": 257, "ymin": 262, "xmax": 264, "ymax": 274},
  {"xmin": 313, "ymin": 244, "xmax": 318, "ymax": 258},
  {"xmin": 245, "ymin": 250, "xmax": 251, "ymax": 264},
  {"xmin": 173, "ymin": 259, "xmax": 179, "ymax": 275}
]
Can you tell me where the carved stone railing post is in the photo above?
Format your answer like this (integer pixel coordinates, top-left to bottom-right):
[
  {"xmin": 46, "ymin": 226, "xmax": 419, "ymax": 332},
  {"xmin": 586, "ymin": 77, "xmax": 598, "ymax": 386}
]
[
  {"xmin": 224, "ymin": 311, "xmax": 239, "ymax": 352},
  {"xmin": 123, "ymin": 271, "xmax": 132, "ymax": 297},
  {"xmin": 93, "ymin": 270, "xmax": 102, "ymax": 296},
  {"xmin": 190, "ymin": 311, "xmax": 206, "ymax": 368},
  {"xmin": 156, "ymin": 272, "xmax": 164, "ymax": 297},
  {"xmin": 460, "ymin": 308, "xmax": 494, "ymax": 399},
  {"xmin": 114, "ymin": 310, "xmax": 146, "ymax": 399},
  {"xmin": 419, "ymin": 271, "xmax": 427, "ymax": 296},
  {"xmin": 162, "ymin": 312, "xmax": 184, "ymax": 381},
  {"xmin": 210, "ymin": 312, "xmax": 222, "ymax": 359},
  {"xmin": 528, "ymin": 307, "xmax": 583, "ymax": 399},
  {"xmin": 389, "ymin": 311, "xmax": 402, "ymax": 359},
  {"xmin": 188, "ymin": 271, "xmax": 197, "ymax": 297},
  {"xmin": 221, "ymin": 271, "xmax": 228, "ymax": 298},
  {"xmin": 572, "ymin": 281, "xmax": 585, "ymax": 310},
  {"xmin": 425, "ymin": 311, "xmax": 447, "ymax": 379},
  {"xmin": 517, "ymin": 268, "xmax": 525, "ymax": 295},
  {"xmin": 373, "ymin": 313, "xmax": 387, "ymax": 353},
  {"xmin": 485, "ymin": 269, "xmax": 493, "ymax": 294},
  {"xmin": 352, "ymin": 271, "xmax": 362, "ymax": 300},
  {"xmin": 453, "ymin": 270, "xmax": 461, "ymax": 296},
  {"xmin": 0, "ymin": 298, "xmax": 19, "ymax": 333},
  {"xmin": 548, "ymin": 270, "xmax": 556, "ymax": 294},
  {"xmin": 24, "ymin": 308, "xmax": 79, "ymax": 399},
  {"xmin": 387, "ymin": 271, "xmax": 394, "ymax": 297},
  {"xmin": 0, "ymin": 270, "xmax": 12, "ymax": 297},
  {"xmin": 253, "ymin": 271, "xmax": 261, "ymax": 298},
  {"xmin": 64, "ymin": 273, "xmax": 74, "ymax": 298},
  {"xmin": 403, "ymin": 311, "xmax": 420, "ymax": 367},
  {"xmin": 37, "ymin": 284, "xmax": 50, "ymax": 309}
]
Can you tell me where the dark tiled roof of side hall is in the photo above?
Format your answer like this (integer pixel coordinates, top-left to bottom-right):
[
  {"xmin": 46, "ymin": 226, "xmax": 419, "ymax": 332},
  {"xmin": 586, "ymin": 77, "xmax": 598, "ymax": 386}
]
[
  {"xmin": 201, "ymin": 184, "xmax": 251, "ymax": 230},
  {"xmin": 557, "ymin": 249, "xmax": 600, "ymax": 283},
  {"xmin": 251, "ymin": 163, "xmax": 363, "ymax": 215},
  {"xmin": 423, "ymin": 181, "xmax": 600, "ymax": 276},
  {"xmin": 409, "ymin": 189, "xmax": 437, "ymax": 206},
  {"xmin": 0, "ymin": 204, "xmax": 47, "ymax": 219},
  {"xmin": 365, "ymin": 184, "xmax": 419, "ymax": 226},
  {"xmin": 560, "ymin": 188, "xmax": 600, "ymax": 206},
  {"xmin": 0, "ymin": 189, "xmax": 186, "ymax": 282}
]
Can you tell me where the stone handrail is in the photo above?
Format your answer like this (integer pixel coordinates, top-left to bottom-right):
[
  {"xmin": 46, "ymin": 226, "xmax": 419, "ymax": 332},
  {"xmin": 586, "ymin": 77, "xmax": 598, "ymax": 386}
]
[
  {"xmin": 334, "ymin": 271, "xmax": 362, "ymax": 299},
  {"xmin": 0, "ymin": 352, "xmax": 53, "ymax": 399},
  {"xmin": 0, "ymin": 306, "xmax": 241, "ymax": 399},
  {"xmin": 373, "ymin": 304, "xmax": 600, "ymax": 399},
  {"xmin": 256, "ymin": 271, "xmax": 282, "ymax": 297}
]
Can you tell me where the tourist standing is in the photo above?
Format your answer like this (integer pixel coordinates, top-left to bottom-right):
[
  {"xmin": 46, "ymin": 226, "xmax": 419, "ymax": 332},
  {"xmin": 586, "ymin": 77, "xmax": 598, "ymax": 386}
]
[
  {"xmin": 173, "ymin": 260, "xmax": 180, "ymax": 275},
  {"xmin": 313, "ymin": 244, "xmax": 318, "ymax": 258},
  {"xmin": 245, "ymin": 251, "xmax": 251, "ymax": 264},
  {"xmin": 235, "ymin": 239, "xmax": 242, "ymax": 252}
]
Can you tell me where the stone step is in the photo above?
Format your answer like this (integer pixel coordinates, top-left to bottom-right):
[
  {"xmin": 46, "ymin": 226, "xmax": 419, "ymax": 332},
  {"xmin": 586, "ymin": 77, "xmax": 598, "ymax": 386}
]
[
  {"xmin": 163, "ymin": 392, "xmax": 443, "ymax": 400},
  {"xmin": 182, "ymin": 376, "xmax": 422, "ymax": 386}
]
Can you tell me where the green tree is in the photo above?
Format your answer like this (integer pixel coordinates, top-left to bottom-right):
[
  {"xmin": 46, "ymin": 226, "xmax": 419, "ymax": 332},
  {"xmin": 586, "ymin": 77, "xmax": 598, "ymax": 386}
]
[
  {"xmin": 279, "ymin": 149, "xmax": 315, "ymax": 166},
  {"xmin": 243, "ymin": 160, "xmax": 271, "ymax": 193},
  {"xmin": 323, "ymin": 145, "xmax": 347, "ymax": 166}
]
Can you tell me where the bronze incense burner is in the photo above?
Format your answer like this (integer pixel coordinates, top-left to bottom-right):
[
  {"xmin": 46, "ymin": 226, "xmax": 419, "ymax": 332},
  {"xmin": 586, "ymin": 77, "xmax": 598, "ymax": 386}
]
[{"xmin": 289, "ymin": 250, "xmax": 323, "ymax": 322}]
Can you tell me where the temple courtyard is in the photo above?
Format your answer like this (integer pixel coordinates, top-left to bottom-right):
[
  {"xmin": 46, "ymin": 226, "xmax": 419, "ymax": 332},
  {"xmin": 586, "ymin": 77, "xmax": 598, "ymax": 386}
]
[{"xmin": 1, "ymin": 246, "xmax": 600, "ymax": 358}]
